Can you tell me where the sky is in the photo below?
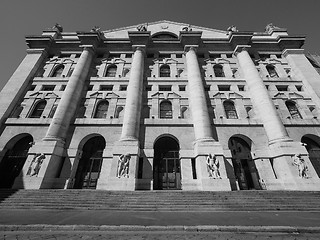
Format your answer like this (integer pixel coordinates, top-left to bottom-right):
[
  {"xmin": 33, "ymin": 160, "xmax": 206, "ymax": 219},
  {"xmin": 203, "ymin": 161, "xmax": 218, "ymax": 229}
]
[{"xmin": 0, "ymin": 0, "xmax": 320, "ymax": 90}]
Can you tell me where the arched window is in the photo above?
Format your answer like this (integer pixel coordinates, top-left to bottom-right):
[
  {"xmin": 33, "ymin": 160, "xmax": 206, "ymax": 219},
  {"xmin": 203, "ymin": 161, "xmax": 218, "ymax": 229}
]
[
  {"xmin": 105, "ymin": 65, "xmax": 117, "ymax": 77},
  {"xmin": 213, "ymin": 64, "xmax": 225, "ymax": 77},
  {"xmin": 51, "ymin": 64, "xmax": 65, "ymax": 77},
  {"xmin": 160, "ymin": 100, "xmax": 172, "ymax": 119},
  {"xmin": 160, "ymin": 65, "xmax": 170, "ymax": 77},
  {"xmin": 266, "ymin": 64, "xmax": 278, "ymax": 78},
  {"xmin": 286, "ymin": 101, "xmax": 302, "ymax": 119},
  {"xmin": 94, "ymin": 100, "xmax": 109, "ymax": 118},
  {"xmin": 223, "ymin": 101, "xmax": 238, "ymax": 119},
  {"xmin": 29, "ymin": 100, "xmax": 47, "ymax": 118}
]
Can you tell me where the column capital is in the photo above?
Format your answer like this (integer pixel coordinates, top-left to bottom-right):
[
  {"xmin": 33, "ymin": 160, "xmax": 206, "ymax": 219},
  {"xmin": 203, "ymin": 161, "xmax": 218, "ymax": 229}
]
[
  {"xmin": 26, "ymin": 48, "xmax": 48, "ymax": 55},
  {"xmin": 79, "ymin": 44, "xmax": 96, "ymax": 53},
  {"xmin": 184, "ymin": 45, "xmax": 198, "ymax": 54},
  {"xmin": 233, "ymin": 45, "xmax": 251, "ymax": 56},
  {"xmin": 132, "ymin": 45, "xmax": 146, "ymax": 53}
]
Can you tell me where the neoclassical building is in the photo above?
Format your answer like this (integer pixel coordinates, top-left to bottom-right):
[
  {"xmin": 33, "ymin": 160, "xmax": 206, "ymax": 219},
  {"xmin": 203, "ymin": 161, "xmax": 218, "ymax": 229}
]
[{"xmin": 0, "ymin": 20, "xmax": 320, "ymax": 191}]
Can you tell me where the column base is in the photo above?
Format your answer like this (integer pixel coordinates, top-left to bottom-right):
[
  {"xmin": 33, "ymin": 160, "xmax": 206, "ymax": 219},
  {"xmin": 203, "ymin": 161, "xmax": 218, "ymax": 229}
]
[{"xmin": 13, "ymin": 176, "xmax": 67, "ymax": 189}]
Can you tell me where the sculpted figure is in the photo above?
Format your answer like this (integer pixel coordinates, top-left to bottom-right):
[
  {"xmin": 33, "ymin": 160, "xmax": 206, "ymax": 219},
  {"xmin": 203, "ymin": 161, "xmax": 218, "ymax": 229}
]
[
  {"xmin": 182, "ymin": 25, "xmax": 192, "ymax": 32},
  {"xmin": 27, "ymin": 153, "xmax": 45, "ymax": 177},
  {"xmin": 52, "ymin": 23, "xmax": 63, "ymax": 32},
  {"xmin": 227, "ymin": 25, "xmax": 238, "ymax": 33},
  {"xmin": 90, "ymin": 26, "xmax": 101, "ymax": 33},
  {"xmin": 206, "ymin": 154, "xmax": 221, "ymax": 179},
  {"xmin": 117, "ymin": 153, "xmax": 131, "ymax": 178},
  {"xmin": 137, "ymin": 24, "xmax": 148, "ymax": 31},
  {"xmin": 292, "ymin": 154, "xmax": 308, "ymax": 178},
  {"xmin": 265, "ymin": 23, "xmax": 281, "ymax": 32}
]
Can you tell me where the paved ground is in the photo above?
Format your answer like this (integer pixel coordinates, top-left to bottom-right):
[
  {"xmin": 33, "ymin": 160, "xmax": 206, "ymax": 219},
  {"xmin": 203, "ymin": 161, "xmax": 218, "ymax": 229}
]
[
  {"xmin": 1, "ymin": 210, "xmax": 320, "ymax": 239},
  {"xmin": 1, "ymin": 230, "xmax": 320, "ymax": 240}
]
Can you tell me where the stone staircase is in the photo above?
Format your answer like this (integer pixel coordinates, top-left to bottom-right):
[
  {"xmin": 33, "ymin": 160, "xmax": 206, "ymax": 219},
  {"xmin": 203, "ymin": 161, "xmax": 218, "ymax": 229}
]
[{"xmin": 0, "ymin": 190, "xmax": 320, "ymax": 211}]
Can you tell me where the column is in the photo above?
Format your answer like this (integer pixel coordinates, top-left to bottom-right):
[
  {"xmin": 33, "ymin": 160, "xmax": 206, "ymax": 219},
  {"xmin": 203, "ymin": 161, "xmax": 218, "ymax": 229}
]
[
  {"xmin": 185, "ymin": 46, "xmax": 214, "ymax": 142},
  {"xmin": 44, "ymin": 46, "xmax": 94, "ymax": 141},
  {"xmin": 235, "ymin": 46, "xmax": 291, "ymax": 144},
  {"xmin": 120, "ymin": 46, "xmax": 145, "ymax": 141}
]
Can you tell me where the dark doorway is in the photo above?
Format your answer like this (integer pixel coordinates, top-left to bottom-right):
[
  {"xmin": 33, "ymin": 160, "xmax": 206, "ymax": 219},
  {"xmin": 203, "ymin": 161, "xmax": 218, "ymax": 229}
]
[
  {"xmin": 229, "ymin": 136, "xmax": 259, "ymax": 190},
  {"xmin": 0, "ymin": 135, "xmax": 33, "ymax": 188},
  {"xmin": 74, "ymin": 136, "xmax": 106, "ymax": 189},
  {"xmin": 153, "ymin": 136, "xmax": 181, "ymax": 190},
  {"xmin": 302, "ymin": 135, "xmax": 320, "ymax": 177}
]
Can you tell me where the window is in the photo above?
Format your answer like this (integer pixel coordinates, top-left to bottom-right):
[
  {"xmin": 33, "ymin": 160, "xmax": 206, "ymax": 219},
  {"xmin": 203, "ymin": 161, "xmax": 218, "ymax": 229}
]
[
  {"xmin": 179, "ymin": 85, "xmax": 186, "ymax": 91},
  {"xmin": 159, "ymin": 54, "xmax": 171, "ymax": 59},
  {"xmin": 66, "ymin": 67, "xmax": 74, "ymax": 77},
  {"xmin": 226, "ymin": 54, "xmax": 233, "ymax": 58},
  {"xmin": 108, "ymin": 53, "xmax": 120, "ymax": 58},
  {"xmin": 160, "ymin": 100, "xmax": 172, "ymax": 119},
  {"xmin": 146, "ymin": 85, "xmax": 152, "ymax": 91},
  {"xmin": 191, "ymin": 158, "xmax": 197, "ymax": 179},
  {"xmin": 160, "ymin": 65, "xmax": 170, "ymax": 77},
  {"xmin": 125, "ymin": 53, "xmax": 132, "ymax": 58},
  {"xmin": 213, "ymin": 64, "xmax": 225, "ymax": 77},
  {"xmin": 176, "ymin": 54, "xmax": 182, "ymax": 58},
  {"xmin": 180, "ymin": 107, "xmax": 188, "ymax": 119},
  {"xmin": 238, "ymin": 85, "xmax": 244, "ymax": 91},
  {"xmin": 100, "ymin": 85, "xmax": 113, "ymax": 91},
  {"xmin": 159, "ymin": 85, "xmax": 172, "ymax": 91},
  {"xmin": 48, "ymin": 105, "xmax": 57, "ymax": 118},
  {"xmin": 276, "ymin": 54, "xmax": 282, "ymax": 58},
  {"xmin": 122, "ymin": 68, "xmax": 130, "ymax": 77},
  {"xmin": 29, "ymin": 100, "xmax": 47, "ymax": 118},
  {"xmin": 41, "ymin": 85, "xmax": 55, "ymax": 91},
  {"xmin": 276, "ymin": 85, "xmax": 288, "ymax": 91},
  {"xmin": 87, "ymin": 85, "xmax": 93, "ymax": 91},
  {"xmin": 119, "ymin": 85, "xmax": 127, "ymax": 91},
  {"xmin": 296, "ymin": 85, "xmax": 303, "ymax": 91},
  {"xmin": 260, "ymin": 54, "xmax": 270, "ymax": 60},
  {"xmin": 60, "ymin": 85, "xmax": 66, "ymax": 91},
  {"xmin": 266, "ymin": 64, "xmax": 278, "ymax": 78},
  {"xmin": 114, "ymin": 106, "xmax": 124, "ymax": 118},
  {"xmin": 223, "ymin": 101, "xmax": 238, "ymax": 119},
  {"xmin": 29, "ymin": 85, "xmax": 36, "ymax": 91},
  {"xmin": 210, "ymin": 54, "xmax": 221, "ymax": 59},
  {"xmin": 51, "ymin": 65, "xmax": 64, "ymax": 77},
  {"xmin": 105, "ymin": 65, "xmax": 117, "ymax": 77},
  {"xmin": 94, "ymin": 100, "xmax": 109, "ymax": 118},
  {"xmin": 218, "ymin": 85, "xmax": 230, "ymax": 91},
  {"xmin": 286, "ymin": 101, "xmax": 302, "ymax": 119},
  {"xmin": 245, "ymin": 106, "xmax": 254, "ymax": 118}
]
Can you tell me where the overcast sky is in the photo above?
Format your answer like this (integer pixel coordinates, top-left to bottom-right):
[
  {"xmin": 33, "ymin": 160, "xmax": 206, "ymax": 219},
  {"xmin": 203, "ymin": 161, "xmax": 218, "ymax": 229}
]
[{"xmin": 0, "ymin": 0, "xmax": 319, "ymax": 90}]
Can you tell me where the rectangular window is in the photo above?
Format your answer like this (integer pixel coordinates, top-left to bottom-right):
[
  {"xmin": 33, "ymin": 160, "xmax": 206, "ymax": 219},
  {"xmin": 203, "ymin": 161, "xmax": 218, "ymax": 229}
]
[
  {"xmin": 29, "ymin": 85, "xmax": 36, "ymax": 91},
  {"xmin": 276, "ymin": 54, "xmax": 282, "ymax": 58},
  {"xmin": 296, "ymin": 85, "xmax": 303, "ymax": 91},
  {"xmin": 146, "ymin": 85, "xmax": 152, "ymax": 91},
  {"xmin": 226, "ymin": 54, "xmax": 233, "ymax": 58},
  {"xmin": 87, "ymin": 85, "xmax": 93, "ymax": 91},
  {"xmin": 108, "ymin": 53, "xmax": 121, "ymax": 58},
  {"xmin": 238, "ymin": 85, "xmax": 245, "ymax": 91},
  {"xmin": 159, "ymin": 54, "xmax": 171, "ymax": 58},
  {"xmin": 125, "ymin": 53, "xmax": 132, "ymax": 58},
  {"xmin": 191, "ymin": 158, "xmax": 197, "ymax": 179},
  {"xmin": 41, "ymin": 85, "xmax": 55, "ymax": 91},
  {"xmin": 259, "ymin": 54, "xmax": 270, "ymax": 59},
  {"xmin": 210, "ymin": 54, "xmax": 221, "ymax": 59},
  {"xmin": 176, "ymin": 54, "xmax": 183, "ymax": 58},
  {"xmin": 218, "ymin": 85, "xmax": 230, "ymax": 91},
  {"xmin": 179, "ymin": 85, "xmax": 186, "ymax": 91},
  {"xmin": 159, "ymin": 85, "xmax": 172, "ymax": 91},
  {"xmin": 100, "ymin": 85, "xmax": 113, "ymax": 91},
  {"xmin": 197, "ymin": 53, "xmax": 205, "ymax": 58},
  {"xmin": 119, "ymin": 85, "xmax": 127, "ymax": 91},
  {"xmin": 138, "ymin": 157, "xmax": 143, "ymax": 179},
  {"xmin": 276, "ymin": 85, "xmax": 288, "ymax": 91},
  {"xmin": 60, "ymin": 85, "xmax": 66, "ymax": 91},
  {"xmin": 265, "ymin": 85, "xmax": 269, "ymax": 90}
]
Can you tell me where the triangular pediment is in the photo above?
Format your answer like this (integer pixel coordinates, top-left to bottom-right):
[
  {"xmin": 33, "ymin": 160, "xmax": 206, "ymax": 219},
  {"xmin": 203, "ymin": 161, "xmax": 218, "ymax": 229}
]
[
  {"xmin": 154, "ymin": 58, "xmax": 178, "ymax": 64},
  {"xmin": 213, "ymin": 92, "xmax": 227, "ymax": 99},
  {"xmin": 289, "ymin": 92, "xmax": 304, "ymax": 99},
  {"xmin": 229, "ymin": 92, "xmax": 243, "ymax": 99},
  {"xmin": 45, "ymin": 92, "xmax": 59, "ymax": 98},
  {"xmin": 167, "ymin": 92, "xmax": 181, "ymax": 99},
  {"xmin": 151, "ymin": 92, "xmax": 164, "ymax": 98},
  {"xmin": 102, "ymin": 20, "xmax": 228, "ymax": 39},
  {"xmin": 101, "ymin": 58, "xmax": 126, "ymax": 64},
  {"xmin": 105, "ymin": 92, "xmax": 120, "ymax": 98},
  {"xmin": 274, "ymin": 92, "xmax": 288, "ymax": 99}
]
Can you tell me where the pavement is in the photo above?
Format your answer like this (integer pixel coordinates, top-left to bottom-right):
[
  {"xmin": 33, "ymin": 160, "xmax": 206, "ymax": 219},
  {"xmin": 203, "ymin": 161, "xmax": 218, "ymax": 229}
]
[{"xmin": 1, "ymin": 210, "xmax": 320, "ymax": 239}]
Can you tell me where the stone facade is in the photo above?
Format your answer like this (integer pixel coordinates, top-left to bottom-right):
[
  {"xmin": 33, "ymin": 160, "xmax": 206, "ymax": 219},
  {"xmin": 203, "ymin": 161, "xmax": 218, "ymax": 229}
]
[{"xmin": 0, "ymin": 20, "xmax": 320, "ymax": 191}]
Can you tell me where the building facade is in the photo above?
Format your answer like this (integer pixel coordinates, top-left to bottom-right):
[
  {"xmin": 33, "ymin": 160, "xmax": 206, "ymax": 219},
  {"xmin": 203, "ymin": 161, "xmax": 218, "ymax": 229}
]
[{"xmin": 0, "ymin": 20, "xmax": 320, "ymax": 191}]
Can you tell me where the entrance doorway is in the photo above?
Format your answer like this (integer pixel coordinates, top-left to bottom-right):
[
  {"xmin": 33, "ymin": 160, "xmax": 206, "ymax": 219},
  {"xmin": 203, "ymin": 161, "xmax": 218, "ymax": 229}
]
[
  {"xmin": 228, "ymin": 136, "xmax": 259, "ymax": 190},
  {"xmin": 302, "ymin": 135, "xmax": 320, "ymax": 177},
  {"xmin": 74, "ymin": 136, "xmax": 105, "ymax": 189},
  {"xmin": 153, "ymin": 136, "xmax": 181, "ymax": 190},
  {"xmin": 0, "ymin": 135, "xmax": 33, "ymax": 188}
]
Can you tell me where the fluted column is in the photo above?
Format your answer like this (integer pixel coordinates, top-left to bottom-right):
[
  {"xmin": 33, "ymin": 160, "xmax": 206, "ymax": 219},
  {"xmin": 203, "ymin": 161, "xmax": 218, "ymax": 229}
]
[
  {"xmin": 44, "ymin": 46, "xmax": 94, "ymax": 141},
  {"xmin": 185, "ymin": 46, "xmax": 214, "ymax": 142},
  {"xmin": 235, "ymin": 46, "xmax": 290, "ymax": 144},
  {"xmin": 120, "ymin": 46, "xmax": 145, "ymax": 141}
]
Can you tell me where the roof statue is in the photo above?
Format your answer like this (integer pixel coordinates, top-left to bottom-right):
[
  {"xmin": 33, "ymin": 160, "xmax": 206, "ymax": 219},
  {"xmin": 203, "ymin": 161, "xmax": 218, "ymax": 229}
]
[
  {"xmin": 136, "ymin": 24, "xmax": 148, "ymax": 31},
  {"xmin": 52, "ymin": 23, "xmax": 63, "ymax": 32}
]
